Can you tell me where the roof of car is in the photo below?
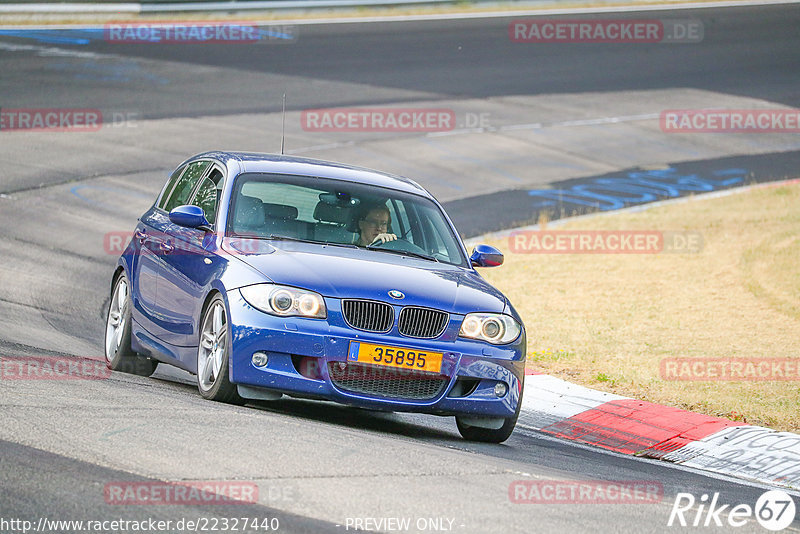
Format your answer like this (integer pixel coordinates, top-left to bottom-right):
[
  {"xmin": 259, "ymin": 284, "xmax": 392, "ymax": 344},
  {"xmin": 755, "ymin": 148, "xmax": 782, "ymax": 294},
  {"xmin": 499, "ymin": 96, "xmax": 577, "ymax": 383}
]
[{"xmin": 193, "ymin": 151, "xmax": 431, "ymax": 197}]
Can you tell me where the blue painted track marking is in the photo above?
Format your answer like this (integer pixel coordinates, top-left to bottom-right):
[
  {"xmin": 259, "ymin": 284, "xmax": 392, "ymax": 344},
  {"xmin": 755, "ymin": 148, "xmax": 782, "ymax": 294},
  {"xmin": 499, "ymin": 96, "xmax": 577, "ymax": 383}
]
[
  {"xmin": 0, "ymin": 29, "xmax": 103, "ymax": 46},
  {"xmin": 0, "ymin": 27, "xmax": 295, "ymax": 45},
  {"xmin": 47, "ymin": 60, "xmax": 169, "ymax": 84},
  {"xmin": 527, "ymin": 167, "xmax": 746, "ymax": 211}
]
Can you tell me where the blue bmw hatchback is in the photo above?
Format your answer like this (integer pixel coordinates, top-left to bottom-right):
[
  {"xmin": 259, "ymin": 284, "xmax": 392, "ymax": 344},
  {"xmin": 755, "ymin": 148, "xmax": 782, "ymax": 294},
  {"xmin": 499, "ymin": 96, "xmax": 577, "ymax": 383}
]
[{"xmin": 105, "ymin": 152, "xmax": 526, "ymax": 442}]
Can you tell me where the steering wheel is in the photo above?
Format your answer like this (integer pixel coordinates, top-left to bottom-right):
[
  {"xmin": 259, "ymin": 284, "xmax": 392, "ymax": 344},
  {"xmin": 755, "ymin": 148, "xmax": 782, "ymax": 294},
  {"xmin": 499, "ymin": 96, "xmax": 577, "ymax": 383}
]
[{"xmin": 371, "ymin": 237, "xmax": 428, "ymax": 256}]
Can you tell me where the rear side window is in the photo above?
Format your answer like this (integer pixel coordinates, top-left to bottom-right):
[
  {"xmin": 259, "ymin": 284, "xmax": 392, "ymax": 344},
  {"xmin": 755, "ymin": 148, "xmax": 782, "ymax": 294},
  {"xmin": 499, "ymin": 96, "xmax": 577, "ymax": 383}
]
[{"xmin": 161, "ymin": 161, "xmax": 211, "ymax": 212}]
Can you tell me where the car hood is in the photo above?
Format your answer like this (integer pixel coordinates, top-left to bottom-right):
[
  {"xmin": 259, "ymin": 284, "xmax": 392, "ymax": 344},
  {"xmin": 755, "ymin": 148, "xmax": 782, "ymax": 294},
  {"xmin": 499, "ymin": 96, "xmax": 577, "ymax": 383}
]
[{"xmin": 231, "ymin": 242, "xmax": 507, "ymax": 315}]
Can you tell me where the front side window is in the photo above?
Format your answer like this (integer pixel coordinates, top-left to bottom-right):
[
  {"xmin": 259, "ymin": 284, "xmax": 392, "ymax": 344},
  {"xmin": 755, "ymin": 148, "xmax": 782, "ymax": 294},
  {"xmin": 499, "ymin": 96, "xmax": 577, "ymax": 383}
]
[
  {"xmin": 228, "ymin": 173, "xmax": 467, "ymax": 266},
  {"xmin": 162, "ymin": 160, "xmax": 211, "ymax": 213},
  {"xmin": 157, "ymin": 165, "xmax": 186, "ymax": 210},
  {"xmin": 190, "ymin": 168, "xmax": 224, "ymax": 225}
]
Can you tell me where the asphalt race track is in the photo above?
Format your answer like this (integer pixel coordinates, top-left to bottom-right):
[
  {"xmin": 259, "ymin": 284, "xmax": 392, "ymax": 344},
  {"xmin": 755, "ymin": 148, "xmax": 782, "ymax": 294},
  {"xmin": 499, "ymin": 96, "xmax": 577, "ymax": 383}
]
[{"xmin": 1, "ymin": 4, "xmax": 800, "ymax": 533}]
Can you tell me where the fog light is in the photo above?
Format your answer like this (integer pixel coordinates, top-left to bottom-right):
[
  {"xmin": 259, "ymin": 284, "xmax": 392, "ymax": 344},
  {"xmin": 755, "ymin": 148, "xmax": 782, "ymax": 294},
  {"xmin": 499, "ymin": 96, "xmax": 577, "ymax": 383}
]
[
  {"xmin": 494, "ymin": 382, "xmax": 508, "ymax": 398},
  {"xmin": 252, "ymin": 352, "xmax": 269, "ymax": 368}
]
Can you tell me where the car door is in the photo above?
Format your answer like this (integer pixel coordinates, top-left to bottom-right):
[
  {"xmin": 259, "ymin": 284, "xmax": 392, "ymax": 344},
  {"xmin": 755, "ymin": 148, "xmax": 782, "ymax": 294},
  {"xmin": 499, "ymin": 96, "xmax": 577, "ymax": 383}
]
[
  {"xmin": 130, "ymin": 164, "xmax": 186, "ymax": 335},
  {"xmin": 140, "ymin": 159, "xmax": 212, "ymax": 345},
  {"xmin": 155, "ymin": 163, "xmax": 225, "ymax": 353}
]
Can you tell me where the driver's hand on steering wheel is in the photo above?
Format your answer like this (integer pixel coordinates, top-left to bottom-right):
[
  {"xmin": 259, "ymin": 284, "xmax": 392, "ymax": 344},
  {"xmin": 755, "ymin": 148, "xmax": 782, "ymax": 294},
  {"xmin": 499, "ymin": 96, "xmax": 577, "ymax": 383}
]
[{"xmin": 370, "ymin": 233, "xmax": 397, "ymax": 246}]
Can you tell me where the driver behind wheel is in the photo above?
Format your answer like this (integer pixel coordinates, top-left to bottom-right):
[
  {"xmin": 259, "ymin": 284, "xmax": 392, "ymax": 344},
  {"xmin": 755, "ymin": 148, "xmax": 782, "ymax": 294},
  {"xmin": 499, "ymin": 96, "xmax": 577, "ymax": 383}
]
[{"xmin": 355, "ymin": 203, "xmax": 397, "ymax": 247}]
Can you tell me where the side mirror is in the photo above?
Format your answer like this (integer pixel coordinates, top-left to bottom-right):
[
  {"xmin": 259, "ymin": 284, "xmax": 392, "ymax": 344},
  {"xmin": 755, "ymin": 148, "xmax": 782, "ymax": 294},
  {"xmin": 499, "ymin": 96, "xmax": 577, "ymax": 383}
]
[
  {"xmin": 169, "ymin": 205, "xmax": 211, "ymax": 231},
  {"xmin": 470, "ymin": 244, "xmax": 504, "ymax": 268}
]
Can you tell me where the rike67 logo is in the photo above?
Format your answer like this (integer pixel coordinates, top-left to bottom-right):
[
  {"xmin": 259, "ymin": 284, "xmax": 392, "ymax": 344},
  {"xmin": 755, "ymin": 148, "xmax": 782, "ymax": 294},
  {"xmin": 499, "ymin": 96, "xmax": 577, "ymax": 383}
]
[{"xmin": 668, "ymin": 490, "xmax": 796, "ymax": 531}]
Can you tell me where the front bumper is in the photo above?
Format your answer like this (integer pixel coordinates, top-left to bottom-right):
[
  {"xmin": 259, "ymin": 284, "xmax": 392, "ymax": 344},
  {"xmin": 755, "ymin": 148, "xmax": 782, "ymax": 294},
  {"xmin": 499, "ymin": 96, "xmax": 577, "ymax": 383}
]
[{"xmin": 226, "ymin": 289, "xmax": 526, "ymax": 418}]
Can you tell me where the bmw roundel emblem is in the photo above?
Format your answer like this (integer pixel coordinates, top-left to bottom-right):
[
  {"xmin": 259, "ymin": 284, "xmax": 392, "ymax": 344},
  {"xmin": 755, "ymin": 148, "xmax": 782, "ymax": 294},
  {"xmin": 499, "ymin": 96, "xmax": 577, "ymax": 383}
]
[{"xmin": 388, "ymin": 290, "xmax": 405, "ymax": 300}]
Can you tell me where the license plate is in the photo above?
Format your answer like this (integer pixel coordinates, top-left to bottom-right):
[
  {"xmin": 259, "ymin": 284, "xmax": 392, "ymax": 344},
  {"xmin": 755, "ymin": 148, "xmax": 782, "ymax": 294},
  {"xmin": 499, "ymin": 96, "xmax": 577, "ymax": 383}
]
[{"xmin": 347, "ymin": 341, "xmax": 443, "ymax": 374}]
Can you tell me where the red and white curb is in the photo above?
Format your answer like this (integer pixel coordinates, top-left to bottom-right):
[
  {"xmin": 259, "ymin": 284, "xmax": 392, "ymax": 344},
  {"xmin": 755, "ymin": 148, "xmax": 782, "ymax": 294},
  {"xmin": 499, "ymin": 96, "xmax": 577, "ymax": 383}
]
[{"xmin": 518, "ymin": 371, "xmax": 800, "ymax": 491}]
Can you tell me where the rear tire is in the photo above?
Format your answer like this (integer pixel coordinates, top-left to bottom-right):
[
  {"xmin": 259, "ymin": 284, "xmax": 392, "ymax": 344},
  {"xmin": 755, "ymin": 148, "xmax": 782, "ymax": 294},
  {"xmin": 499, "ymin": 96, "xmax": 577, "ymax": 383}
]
[
  {"xmin": 197, "ymin": 294, "xmax": 244, "ymax": 405},
  {"xmin": 104, "ymin": 272, "xmax": 158, "ymax": 377}
]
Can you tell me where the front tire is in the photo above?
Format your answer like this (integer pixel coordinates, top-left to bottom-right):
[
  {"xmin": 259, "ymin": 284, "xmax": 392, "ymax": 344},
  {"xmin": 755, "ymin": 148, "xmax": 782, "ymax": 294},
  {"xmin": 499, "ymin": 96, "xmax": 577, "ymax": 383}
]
[
  {"xmin": 456, "ymin": 387, "xmax": 522, "ymax": 444},
  {"xmin": 197, "ymin": 294, "xmax": 243, "ymax": 405},
  {"xmin": 104, "ymin": 272, "xmax": 158, "ymax": 377}
]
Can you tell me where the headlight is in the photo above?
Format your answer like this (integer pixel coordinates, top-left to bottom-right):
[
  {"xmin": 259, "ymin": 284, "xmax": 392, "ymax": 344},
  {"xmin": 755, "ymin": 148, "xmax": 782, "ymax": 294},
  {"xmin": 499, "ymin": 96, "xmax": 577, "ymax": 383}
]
[
  {"xmin": 459, "ymin": 313, "xmax": 520, "ymax": 344},
  {"xmin": 240, "ymin": 284, "xmax": 327, "ymax": 319}
]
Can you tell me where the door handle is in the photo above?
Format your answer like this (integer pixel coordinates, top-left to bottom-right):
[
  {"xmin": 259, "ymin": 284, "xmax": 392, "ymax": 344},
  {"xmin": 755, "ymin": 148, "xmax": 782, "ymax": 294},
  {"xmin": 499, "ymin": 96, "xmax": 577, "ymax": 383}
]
[
  {"xmin": 160, "ymin": 241, "xmax": 175, "ymax": 253},
  {"xmin": 134, "ymin": 229, "xmax": 147, "ymax": 244}
]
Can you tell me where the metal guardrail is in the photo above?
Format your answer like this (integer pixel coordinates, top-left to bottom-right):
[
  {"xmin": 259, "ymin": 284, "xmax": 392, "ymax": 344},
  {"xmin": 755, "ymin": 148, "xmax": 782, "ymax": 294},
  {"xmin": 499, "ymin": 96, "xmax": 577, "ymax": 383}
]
[
  {"xmin": 0, "ymin": 0, "xmax": 455, "ymax": 13},
  {"xmin": 2, "ymin": 0, "xmax": 793, "ymax": 15}
]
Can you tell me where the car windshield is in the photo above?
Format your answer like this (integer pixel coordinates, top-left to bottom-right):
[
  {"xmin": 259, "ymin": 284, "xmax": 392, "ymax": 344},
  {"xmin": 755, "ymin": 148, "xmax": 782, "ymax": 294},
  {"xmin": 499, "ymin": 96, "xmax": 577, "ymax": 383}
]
[{"xmin": 227, "ymin": 173, "xmax": 467, "ymax": 266}]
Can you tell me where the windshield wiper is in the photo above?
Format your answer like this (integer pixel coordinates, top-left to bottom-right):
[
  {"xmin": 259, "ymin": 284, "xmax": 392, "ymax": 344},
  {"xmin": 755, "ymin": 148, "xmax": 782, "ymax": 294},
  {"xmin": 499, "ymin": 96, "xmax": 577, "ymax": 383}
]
[
  {"xmin": 266, "ymin": 235, "xmax": 358, "ymax": 248},
  {"xmin": 365, "ymin": 246, "xmax": 439, "ymax": 262}
]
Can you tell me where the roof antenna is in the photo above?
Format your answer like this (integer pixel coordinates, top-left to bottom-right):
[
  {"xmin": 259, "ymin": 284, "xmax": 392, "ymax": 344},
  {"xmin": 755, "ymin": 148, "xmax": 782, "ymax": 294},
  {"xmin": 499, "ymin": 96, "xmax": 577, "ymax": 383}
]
[{"xmin": 280, "ymin": 93, "xmax": 286, "ymax": 155}]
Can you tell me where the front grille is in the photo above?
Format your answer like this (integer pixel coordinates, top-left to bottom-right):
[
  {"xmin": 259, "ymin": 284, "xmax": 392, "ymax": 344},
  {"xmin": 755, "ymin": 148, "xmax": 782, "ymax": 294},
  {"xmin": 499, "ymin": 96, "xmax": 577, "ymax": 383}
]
[
  {"xmin": 328, "ymin": 362, "xmax": 447, "ymax": 400},
  {"xmin": 342, "ymin": 300, "xmax": 393, "ymax": 333},
  {"xmin": 398, "ymin": 307, "xmax": 449, "ymax": 338}
]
